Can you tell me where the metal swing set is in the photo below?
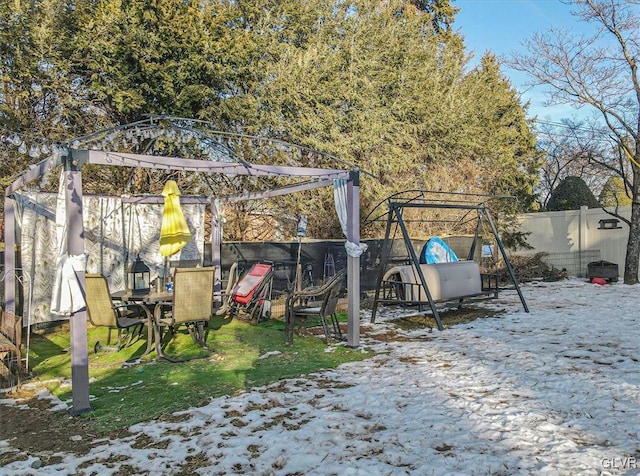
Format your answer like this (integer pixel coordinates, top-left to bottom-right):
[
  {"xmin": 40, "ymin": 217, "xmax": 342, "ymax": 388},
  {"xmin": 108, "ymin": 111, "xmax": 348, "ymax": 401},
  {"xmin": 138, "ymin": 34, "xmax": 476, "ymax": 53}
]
[{"xmin": 367, "ymin": 190, "xmax": 529, "ymax": 330}]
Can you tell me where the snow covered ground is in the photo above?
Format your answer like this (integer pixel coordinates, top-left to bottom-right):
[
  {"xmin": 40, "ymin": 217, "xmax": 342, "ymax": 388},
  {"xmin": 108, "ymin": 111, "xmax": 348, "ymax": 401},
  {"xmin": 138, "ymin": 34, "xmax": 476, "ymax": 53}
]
[{"xmin": 2, "ymin": 278, "xmax": 640, "ymax": 475}]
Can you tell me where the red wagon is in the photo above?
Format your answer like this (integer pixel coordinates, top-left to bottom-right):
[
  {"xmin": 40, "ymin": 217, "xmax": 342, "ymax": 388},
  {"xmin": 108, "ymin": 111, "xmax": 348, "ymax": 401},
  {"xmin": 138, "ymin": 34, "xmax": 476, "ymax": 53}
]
[{"xmin": 229, "ymin": 263, "xmax": 274, "ymax": 321}]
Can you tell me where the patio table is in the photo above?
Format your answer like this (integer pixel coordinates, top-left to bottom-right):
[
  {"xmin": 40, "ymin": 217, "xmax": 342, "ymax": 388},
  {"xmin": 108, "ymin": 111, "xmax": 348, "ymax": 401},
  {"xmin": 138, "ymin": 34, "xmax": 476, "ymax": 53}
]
[{"xmin": 111, "ymin": 290, "xmax": 173, "ymax": 358}]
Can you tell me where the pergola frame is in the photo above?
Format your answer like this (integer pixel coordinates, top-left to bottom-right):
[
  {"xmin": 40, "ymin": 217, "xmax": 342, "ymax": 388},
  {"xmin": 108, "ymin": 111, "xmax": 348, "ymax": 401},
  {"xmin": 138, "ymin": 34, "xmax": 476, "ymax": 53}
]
[{"xmin": 4, "ymin": 125, "xmax": 362, "ymax": 415}]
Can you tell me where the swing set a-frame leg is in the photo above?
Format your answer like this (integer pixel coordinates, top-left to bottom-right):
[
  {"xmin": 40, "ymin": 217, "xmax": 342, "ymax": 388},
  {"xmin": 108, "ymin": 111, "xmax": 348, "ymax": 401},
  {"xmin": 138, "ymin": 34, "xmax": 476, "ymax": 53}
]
[
  {"xmin": 395, "ymin": 206, "xmax": 444, "ymax": 330},
  {"xmin": 484, "ymin": 208, "xmax": 529, "ymax": 312}
]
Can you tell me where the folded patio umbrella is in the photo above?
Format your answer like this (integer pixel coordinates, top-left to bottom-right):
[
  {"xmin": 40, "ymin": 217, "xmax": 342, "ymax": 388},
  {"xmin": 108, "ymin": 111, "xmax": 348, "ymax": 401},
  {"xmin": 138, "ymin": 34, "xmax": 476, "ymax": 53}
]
[{"xmin": 159, "ymin": 180, "xmax": 192, "ymax": 258}]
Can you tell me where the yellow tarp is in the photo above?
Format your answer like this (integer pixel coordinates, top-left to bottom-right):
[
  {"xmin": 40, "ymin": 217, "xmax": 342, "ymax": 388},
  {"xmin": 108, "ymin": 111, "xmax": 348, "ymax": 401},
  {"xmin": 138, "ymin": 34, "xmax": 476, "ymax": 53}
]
[{"xmin": 159, "ymin": 180, "xmax": 192, "ymax": 257}]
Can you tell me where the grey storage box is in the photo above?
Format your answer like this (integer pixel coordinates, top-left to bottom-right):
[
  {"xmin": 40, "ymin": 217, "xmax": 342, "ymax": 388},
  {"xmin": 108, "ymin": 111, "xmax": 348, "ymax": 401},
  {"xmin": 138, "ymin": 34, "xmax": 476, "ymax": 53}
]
[{"xmin": 587, "ymin": 260, "xmax": 619, "ymax": 282}]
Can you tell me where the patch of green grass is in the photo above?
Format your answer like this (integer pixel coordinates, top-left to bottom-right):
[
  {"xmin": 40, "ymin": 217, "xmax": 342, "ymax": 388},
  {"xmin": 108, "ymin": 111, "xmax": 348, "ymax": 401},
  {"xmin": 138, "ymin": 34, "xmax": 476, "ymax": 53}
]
[{"xmin": 25, "ymin": 314, "xmax": 371, "ymax": 433}]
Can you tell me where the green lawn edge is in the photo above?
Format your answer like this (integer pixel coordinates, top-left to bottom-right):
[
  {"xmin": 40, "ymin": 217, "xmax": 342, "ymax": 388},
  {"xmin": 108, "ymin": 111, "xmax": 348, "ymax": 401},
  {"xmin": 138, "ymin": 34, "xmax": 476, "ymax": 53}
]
[{"xmin": 23, "ymin": 314, "xmax": 373, "ymax": 433}]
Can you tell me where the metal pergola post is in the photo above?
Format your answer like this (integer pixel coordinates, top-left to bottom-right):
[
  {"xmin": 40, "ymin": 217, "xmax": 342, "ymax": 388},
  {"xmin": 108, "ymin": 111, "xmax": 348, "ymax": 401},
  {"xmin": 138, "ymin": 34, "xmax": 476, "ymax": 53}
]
[
  {"xmin": 64, "ymin": 152, "xmax": 91, "ymax": 415},
  {"xmin": 346, "ymin": 170, "xmax": 361, "ymax": 347}
]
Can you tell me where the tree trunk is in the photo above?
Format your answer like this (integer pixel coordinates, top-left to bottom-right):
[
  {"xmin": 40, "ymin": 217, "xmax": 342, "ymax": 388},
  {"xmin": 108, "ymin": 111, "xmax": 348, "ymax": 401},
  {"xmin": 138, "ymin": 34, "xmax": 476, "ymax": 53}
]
[{"xmin": 624, "ymin": 167, "xmax": 640, "ymax": 284}]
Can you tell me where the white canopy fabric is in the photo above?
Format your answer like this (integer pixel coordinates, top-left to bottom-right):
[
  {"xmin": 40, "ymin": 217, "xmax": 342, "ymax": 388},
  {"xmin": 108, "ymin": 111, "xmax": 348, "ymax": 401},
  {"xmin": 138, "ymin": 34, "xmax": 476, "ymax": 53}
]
[
  {"xmin": 334, "ymin": 179, "xmax": 367, "ymax": 257},
  {"xmin": 50, "ymin": 172, "xmax": 86, "ymax": 316},
  {"xmin": 50, "ymin": 254, "xmax": 87, "ymax": 317}
]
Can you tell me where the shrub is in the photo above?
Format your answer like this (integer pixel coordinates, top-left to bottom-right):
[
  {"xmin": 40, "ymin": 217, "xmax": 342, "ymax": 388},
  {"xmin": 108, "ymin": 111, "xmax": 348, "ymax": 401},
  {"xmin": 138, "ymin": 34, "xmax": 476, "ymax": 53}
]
[{"xmin": 547, "ymin": 176, "xmax": 600, "ymax": 211}]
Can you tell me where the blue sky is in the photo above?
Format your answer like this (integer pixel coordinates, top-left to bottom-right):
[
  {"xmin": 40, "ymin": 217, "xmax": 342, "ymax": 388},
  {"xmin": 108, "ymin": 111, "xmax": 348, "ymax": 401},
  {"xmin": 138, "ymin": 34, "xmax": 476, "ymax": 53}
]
[{"xmin": 453, "ymin": 0, "xmax": 586, "ymax": 121}]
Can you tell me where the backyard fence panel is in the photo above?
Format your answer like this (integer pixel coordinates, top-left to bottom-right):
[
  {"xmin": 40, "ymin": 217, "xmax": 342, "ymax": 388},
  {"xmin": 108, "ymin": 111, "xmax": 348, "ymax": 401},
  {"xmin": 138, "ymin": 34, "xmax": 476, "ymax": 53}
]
[{"xmin": 517, "ymin": 206, "xmax": 630, "ymax": 277}]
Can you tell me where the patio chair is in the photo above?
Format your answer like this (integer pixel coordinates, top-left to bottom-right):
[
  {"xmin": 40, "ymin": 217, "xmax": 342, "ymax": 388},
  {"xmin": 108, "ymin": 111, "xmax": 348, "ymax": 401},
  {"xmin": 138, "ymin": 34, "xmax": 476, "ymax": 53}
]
[
  {"xmin": 285, "ymin": 268, "xmax": 345, "ymax": 345},
  {"xmin": 0, "ymin": 310, "xmax": 22, "ymax": 389},
  {"xmin": 85, "ymin": 274, "xmax": 146, "ymax": 352},
  {"xmin": 153, "ymin": 267, "xmax": 215, "ymax": 359}
]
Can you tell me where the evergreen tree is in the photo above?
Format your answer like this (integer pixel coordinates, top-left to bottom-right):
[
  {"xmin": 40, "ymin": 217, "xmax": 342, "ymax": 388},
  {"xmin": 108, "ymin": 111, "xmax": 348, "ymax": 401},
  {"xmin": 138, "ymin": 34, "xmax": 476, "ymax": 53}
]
[
  {"xmin": 460, "ymin": 54, "xmax": 540, "ymax": 212},
  {"xmin": 0, "ymin": 0, "xmax": 98, "ymax": 186},
  {"xmin": 547, "ymin": 176, "xmax": 600, "ymax": 211},
  {"xmin": 1, "ymin": 0, "xmax": 539, "ymax": 240}
]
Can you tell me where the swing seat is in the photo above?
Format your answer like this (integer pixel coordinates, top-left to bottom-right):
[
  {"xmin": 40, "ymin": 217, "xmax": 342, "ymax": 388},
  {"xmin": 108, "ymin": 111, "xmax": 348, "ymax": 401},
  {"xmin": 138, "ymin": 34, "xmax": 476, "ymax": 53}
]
[{"xmin": 381, "ymin": 261, "xmax": 495, "ymax": 303}]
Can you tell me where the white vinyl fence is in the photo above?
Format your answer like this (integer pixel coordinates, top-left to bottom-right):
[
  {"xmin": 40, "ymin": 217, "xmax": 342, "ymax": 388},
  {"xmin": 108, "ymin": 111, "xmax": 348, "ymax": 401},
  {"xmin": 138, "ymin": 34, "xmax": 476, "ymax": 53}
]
[{"xmin": 516, "ymin": 206, "xmax": 630, "ymax": 278}]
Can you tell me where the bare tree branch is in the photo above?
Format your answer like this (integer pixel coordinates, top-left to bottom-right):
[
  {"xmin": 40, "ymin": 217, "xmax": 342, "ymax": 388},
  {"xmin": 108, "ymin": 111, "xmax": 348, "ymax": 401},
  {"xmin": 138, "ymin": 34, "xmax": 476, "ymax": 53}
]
[{"xmin": 511, "ymin": 0, "xmax": 640, "ymax": 282}]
